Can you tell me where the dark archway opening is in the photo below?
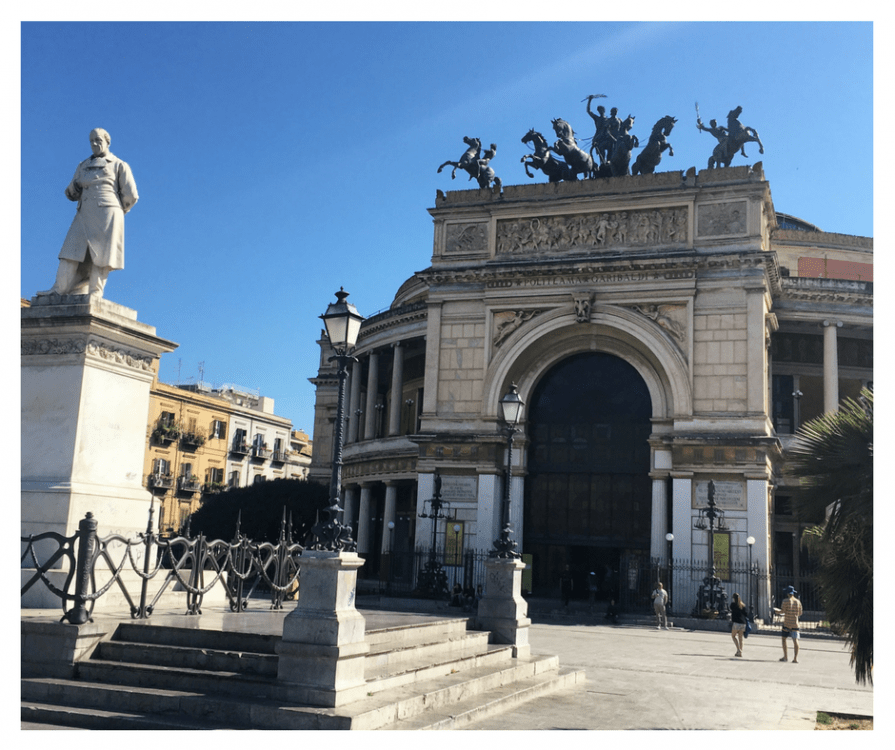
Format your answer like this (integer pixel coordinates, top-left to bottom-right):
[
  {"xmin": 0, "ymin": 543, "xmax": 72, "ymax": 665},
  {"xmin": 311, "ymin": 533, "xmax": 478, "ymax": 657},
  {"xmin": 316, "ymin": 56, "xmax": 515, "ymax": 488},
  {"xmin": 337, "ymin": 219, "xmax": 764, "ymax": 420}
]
[{"xmin": 523, "ymin": 352, "xmax": 653, "ymax": 599}]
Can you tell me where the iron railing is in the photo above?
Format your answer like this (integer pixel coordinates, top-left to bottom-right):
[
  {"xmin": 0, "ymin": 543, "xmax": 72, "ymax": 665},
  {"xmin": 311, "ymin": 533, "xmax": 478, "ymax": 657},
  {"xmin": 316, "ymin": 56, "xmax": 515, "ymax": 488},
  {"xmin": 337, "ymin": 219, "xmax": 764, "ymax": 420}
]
[
  {"xmin": 370, "ymin": 547, "xmax": 491, "ymax": 601},
  {"xmin": 21, "ymin": 504, "xmax": 303, "ymax": 623}
]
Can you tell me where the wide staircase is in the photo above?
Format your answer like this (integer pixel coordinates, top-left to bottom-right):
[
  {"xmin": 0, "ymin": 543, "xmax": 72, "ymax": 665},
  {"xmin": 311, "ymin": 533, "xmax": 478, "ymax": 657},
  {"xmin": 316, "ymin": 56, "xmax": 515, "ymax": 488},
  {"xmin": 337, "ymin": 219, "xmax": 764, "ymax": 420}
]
[{"xmin": 21, "ymin": 614, "xmax": 584, "ymax": 730}]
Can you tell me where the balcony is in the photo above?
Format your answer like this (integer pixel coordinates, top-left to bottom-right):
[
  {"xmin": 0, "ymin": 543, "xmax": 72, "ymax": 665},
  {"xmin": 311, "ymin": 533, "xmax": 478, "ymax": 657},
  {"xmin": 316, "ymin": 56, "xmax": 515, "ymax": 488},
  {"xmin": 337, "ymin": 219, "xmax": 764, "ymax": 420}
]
[
  {"xmin": 251, "ymin": 445, "xmax": 272, "ymax": 461},
  {"xmin": 231, "ymin": 441, "xmax": 250, "ymax": 456},
  {"xmin": 271, "ymin": 449, "xmax": 288, "ymax": 463},
  {"xmin": 151, "ymin": 424, "xmax": 180, "ymax": 445},
  {"xmin": 202, "ymin": 482, "xmax": 225, "ymax": 494},
  {"xmin": 181, "ymin": 432, "xmax": 207, "ymax": 451},
  {"xmin": 147, "ymin": 472, "xmax": 174, "ymax": 490},
  {"xmin": 177, "ymin": 476, "xmax": 201, "ymax": 493}
]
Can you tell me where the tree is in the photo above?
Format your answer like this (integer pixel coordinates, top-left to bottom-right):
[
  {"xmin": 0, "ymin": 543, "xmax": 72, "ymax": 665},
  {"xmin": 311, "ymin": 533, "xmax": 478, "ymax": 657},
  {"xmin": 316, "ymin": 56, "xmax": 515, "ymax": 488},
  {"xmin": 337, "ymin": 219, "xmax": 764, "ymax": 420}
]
[
  {"xmin": 788, "ymin": 388, "xmax": 872, "ymax": 684},
  {"xmin": 188, "ymin": 478, "xmax": 330, "ymax": 545}
]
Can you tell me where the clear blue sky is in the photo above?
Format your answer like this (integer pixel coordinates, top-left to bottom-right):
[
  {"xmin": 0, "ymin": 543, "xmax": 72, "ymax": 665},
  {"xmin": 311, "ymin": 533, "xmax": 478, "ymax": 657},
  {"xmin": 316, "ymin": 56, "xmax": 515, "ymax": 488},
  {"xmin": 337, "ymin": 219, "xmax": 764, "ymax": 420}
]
[{"xmin": 17, "ymin": 20, "xmax": 874, "ymax": 438}]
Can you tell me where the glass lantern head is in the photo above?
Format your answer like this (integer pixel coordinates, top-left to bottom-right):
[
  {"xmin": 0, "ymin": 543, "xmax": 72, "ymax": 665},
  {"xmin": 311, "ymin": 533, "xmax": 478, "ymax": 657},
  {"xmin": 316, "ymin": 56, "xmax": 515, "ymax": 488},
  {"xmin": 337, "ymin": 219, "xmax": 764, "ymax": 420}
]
[
  {"xmin": 320, "ymin": 288, "xmax": 364, "ymax": 351},
  {"xmin": 500, "ymin": 383, "xmax": 525, "ymax": 427}
]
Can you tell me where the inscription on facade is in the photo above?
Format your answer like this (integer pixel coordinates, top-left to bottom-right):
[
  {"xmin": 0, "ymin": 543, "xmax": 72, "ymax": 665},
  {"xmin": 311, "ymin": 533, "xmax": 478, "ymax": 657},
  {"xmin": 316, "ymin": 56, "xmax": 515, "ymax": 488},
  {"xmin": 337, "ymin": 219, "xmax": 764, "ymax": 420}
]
[
  {"xmin": 697, "ymin": 201, "xmax": 747, "ymax": 237},
  {"xmin": 440, "ymin": 475, "xmax": 478, "ymax": 503},
  {"xmin": 485, "ymin": 269, "xmax": 694, "ymax": 290},
  {"xmin": 694, "ymin": 480, "xmax": 746, "ymax": 511},
  {"xmin": 496, "ymin": 206, "xmax": 688, "ymax": 256}
]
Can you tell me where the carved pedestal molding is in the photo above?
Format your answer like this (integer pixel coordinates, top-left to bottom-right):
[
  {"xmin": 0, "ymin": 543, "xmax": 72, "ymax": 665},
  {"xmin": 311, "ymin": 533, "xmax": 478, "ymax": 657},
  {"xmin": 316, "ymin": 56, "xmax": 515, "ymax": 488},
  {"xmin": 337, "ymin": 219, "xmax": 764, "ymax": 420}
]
[
  {"xmin": 276, "ymin": 550, "xmax": 368, "ymax": 707},
  {"xmin": 477, "ymin": 557, "xmax": 531, "ymax": 658}
]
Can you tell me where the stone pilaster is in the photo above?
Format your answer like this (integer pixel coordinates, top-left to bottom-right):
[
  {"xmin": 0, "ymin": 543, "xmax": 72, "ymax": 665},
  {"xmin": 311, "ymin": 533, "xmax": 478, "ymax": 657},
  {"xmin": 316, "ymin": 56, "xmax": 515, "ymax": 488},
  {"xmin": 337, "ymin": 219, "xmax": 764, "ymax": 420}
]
[
  {"xmin": 388, "ymin": 342, "xmax": 404, "ymax": 437},
  {"xmin": 363, "ymin": 351, "xmax": 379, "ymax": 440}
]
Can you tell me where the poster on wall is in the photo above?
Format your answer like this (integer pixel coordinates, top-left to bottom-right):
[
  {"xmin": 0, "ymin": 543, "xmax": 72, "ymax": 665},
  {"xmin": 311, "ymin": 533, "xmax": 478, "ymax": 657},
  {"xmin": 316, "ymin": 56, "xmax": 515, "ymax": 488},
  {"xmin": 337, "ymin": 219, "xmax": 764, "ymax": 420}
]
[{"xmin": 693, "ymin": 480, "xmax": 746, "ymax": 511}]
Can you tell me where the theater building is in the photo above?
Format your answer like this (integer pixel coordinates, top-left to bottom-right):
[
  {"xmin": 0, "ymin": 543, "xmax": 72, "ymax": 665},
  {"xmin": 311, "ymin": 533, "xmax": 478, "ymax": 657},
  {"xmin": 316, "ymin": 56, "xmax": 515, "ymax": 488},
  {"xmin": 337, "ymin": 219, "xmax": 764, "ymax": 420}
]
[{"xmin": 308, "ymin": 165, "xmax": 872, "ymax": 615}]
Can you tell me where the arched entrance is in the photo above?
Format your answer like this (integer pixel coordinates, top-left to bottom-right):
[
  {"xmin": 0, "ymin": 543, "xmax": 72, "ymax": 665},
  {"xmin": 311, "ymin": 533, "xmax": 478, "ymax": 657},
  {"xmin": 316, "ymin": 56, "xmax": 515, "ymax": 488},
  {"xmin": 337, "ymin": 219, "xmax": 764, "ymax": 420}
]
[{"xmin": 523, "ymin": 352, "xmax": 653, "ymax": 600}]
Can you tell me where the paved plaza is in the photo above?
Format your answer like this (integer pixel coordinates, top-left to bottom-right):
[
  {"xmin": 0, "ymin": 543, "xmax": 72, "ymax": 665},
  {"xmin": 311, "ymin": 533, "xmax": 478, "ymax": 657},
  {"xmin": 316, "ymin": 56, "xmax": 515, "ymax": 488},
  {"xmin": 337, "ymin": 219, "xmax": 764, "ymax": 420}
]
[
  {"xmin": 465, "ymin": 619, "xmax": 873, "ymax": 731},
  {"xmin": 22, "ymin": 604, "xmax": 873, "ymax": 731}
]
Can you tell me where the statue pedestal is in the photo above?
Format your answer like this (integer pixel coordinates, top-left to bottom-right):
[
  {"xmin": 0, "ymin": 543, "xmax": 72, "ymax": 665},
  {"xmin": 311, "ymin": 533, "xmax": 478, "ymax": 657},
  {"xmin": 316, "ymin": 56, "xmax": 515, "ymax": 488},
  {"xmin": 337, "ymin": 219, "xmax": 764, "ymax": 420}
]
[
  {"xmin": 477, "ymin": 557, "xmax": 531, "ymax": 658},
  {"xmin": 21, "ymin": 294, "xmax": 177, "ymax": 609},
  {"xmin": 276, "ymin": 550, "xmax": 368, "ymax": 707}
]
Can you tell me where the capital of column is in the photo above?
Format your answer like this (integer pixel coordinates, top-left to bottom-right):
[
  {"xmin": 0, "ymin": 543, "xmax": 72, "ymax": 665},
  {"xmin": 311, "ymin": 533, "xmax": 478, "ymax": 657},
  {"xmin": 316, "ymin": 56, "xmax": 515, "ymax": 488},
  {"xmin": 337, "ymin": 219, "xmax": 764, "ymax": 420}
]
[{"xmin": 822, "ymin": 319, "xmax": 843, "ymax": 328}]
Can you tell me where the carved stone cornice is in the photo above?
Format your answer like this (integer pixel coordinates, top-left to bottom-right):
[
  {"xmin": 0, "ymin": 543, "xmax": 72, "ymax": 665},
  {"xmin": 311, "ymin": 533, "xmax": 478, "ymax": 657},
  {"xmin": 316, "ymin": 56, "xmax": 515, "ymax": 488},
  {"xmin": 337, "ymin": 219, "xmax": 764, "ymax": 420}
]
[
  {"xmin": 357, "ymin": 301, "xmax": 428, "ymax": 341},
  {"xmin": 21, "ymin": 336, "xmax": 154, "ymax": 371},
  {"xmin": 777, "ymin": 277, "xmax": 873, "ymax": 307}
]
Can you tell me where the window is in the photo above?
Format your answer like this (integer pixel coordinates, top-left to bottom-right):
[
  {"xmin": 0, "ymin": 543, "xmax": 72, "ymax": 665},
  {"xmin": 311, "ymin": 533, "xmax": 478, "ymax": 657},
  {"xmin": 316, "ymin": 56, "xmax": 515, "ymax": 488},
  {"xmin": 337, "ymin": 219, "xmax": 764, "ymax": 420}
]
[
  {"xmin": 228, "ymin": 470, "xmax": 240, "ymax": 488},
  {"xmin": 159, "ymin": 411, "xmax": 176, "ymax": 427},
  {"xmin": 211, "ymin": 420, "xmax": 227, "ymax": 440},
  {"xmin": 153, "ymin": 458, "xmax": 170, "ymax": 475},
  {"xmin": 207, "ymin": 467, "xmax": 223, "ymax": 484},
  {"xmin": 181, "ymin": 462, "xmax": 193, "ymax": 479},
  {"xmin": 253, "ymin": 474, "xmax": 266, "ymax": 484},
  {"xmin": 253, "ymin": 433, "xmax": 265, "ymax": 448}
]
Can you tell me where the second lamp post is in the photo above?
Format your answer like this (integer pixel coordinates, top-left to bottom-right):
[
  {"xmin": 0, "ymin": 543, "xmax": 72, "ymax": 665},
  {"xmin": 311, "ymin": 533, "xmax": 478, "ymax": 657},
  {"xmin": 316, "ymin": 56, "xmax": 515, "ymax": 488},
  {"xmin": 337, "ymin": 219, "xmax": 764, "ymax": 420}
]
[{"xmin": 492, "ymin": 384, "xmax": 524, "ymax": 559}]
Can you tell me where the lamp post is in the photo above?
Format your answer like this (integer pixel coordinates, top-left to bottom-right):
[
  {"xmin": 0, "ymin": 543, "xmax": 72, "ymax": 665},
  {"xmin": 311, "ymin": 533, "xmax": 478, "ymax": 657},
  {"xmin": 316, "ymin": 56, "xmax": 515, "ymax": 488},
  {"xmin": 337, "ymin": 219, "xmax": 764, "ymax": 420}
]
[
  {"xmin": 492, "ymin": 384, "xmax": 524, "ymax": 559},
  {"xmin": 693, "ymin": 480, "xmax": 729, "ymax": 617},
  {"xmin": 417, "ymin": 470, "xmax": 451, "ymax": 597},
  {"xmin": 746, "ymin": 535, "xmax": 755, "ymax": 615},
  {"xmin": 312, "ymin": 288, "xmax": 365, "ymax": 551},
  {"xmin": 664, "ymin": 532, "xmax": 674, "ymax": 606},
  {"xmin": 453, "ymin": 523, "xmax": 462, "ymax": 566}
]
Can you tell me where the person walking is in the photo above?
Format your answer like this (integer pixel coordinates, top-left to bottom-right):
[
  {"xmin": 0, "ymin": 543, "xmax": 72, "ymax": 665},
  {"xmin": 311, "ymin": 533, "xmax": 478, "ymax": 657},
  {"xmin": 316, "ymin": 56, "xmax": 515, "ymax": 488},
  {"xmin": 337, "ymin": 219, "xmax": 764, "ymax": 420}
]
[
  {"xmin": 729, "ymin": 592, "xmax": 748, "ymax": 657},
  {"xmin": 560, "ymin": 565, "xmax": 574, "ymax": 607},
  {"xmin": 651, "ymin": 581, "xmax": 669, "ymax": 629},
  {"xmin": 774, "ymin": 585, "xmax": 803, "ymax": 663}
]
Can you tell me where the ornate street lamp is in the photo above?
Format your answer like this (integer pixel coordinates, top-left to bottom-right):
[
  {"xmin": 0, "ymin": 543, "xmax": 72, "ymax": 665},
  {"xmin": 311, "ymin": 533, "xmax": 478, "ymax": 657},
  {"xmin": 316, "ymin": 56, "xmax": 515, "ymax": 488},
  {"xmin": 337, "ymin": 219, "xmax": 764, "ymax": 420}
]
[
  {"xmin": 311, "ymin": 288, "xmax": 365, "ymax": 551},
  {"xmin": 692, "ymin": 480, "xmax": 730, "ymax": 617},
  {"xmin": 417, "ymin": 470, "xmax": 451, "ymax": 597},
  {"xmin": 746, "ymin": 535, "xmax": 756, "ymax": 614},
  {"xmin": 492, "ymin": 384, "xmax": 524, "ymax": 559}
]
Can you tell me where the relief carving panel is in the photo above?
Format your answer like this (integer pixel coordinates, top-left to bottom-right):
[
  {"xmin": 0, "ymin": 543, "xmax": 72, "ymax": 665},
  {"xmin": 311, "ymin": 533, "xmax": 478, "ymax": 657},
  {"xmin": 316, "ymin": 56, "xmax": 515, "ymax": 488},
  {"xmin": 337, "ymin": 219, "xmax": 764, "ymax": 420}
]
[{"xmin": 496, "ymin": 206, "xmax": 688, "ymax": 256}]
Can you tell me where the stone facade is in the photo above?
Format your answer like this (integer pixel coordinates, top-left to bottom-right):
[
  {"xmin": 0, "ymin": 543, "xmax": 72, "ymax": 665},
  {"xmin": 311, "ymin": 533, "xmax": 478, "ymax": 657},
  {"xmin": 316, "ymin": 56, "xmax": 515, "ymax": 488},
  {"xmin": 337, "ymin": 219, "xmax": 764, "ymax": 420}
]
[{"xmin": 309, "ymin": 166, "xmax": 872, "ymax": 618}]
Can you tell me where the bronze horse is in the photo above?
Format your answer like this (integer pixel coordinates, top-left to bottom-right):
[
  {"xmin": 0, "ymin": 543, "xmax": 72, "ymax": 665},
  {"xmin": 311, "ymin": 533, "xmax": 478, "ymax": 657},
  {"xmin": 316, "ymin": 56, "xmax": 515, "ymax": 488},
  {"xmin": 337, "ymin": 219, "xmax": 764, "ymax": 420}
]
[
  {"xmin": 632, "ymin": 115, "xmax": 677, "ymax": 175},
  {"xmin": 437, "ymin": 136, "xmax": 501, "ymax": 190},
  {"xmin": 548, "ymin": 118, "xmax": 595, "ymax": 180},
  {"xmin": 521, "ymin": 129, "xmax": 577, "ymax": 182}
]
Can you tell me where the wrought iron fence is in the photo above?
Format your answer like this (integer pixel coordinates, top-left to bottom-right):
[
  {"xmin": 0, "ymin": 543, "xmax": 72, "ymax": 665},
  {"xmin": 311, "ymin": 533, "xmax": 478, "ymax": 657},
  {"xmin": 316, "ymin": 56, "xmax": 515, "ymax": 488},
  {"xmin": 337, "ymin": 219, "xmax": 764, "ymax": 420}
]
[
  {"xmin": 372, "ymin": 547, "xmax": 492, "ymax": 602},
  {"xmin": 632, "ymin": 556, "xmax": 824, "ymax": 628},
  {"xmin": 21, "ymin": 504, "xmax": 302, "ymax": 622}
]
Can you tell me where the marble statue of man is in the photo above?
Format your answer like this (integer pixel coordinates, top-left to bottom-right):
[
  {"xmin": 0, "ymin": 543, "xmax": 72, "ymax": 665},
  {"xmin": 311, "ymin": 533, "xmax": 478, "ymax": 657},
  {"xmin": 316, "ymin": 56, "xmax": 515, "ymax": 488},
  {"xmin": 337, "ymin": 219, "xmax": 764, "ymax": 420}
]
[{"xmin": 39, "ymin": 128, "xmax": 139, "ymax": 299}]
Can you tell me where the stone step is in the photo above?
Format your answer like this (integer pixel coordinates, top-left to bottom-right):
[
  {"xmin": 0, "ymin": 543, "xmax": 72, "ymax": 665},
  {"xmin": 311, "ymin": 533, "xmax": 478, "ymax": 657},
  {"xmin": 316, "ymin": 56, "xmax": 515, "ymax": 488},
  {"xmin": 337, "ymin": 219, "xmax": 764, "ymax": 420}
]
[
  {"xmin": 23, "ymin": 653, "xmax": 574, "ymax": 730},
  {"xmin": 97, "ymin": 640, "xmax": 278, "ymax": 677},
  {"xmin": 365, "ymin": 630, "xmax": 492, "ymax": 677},
  {"xmin": 113, "ymin": 622, "xmax": 280, "ymax": 654},
  {"xmin": 365, "ymin": 616, "xmax": 472, "ymax": 651},
  {"xmin": 386, "ymin": 665, "xmax": 587, "ymax": 730},
  {"xmin": 21, "ymin": 699, "xmax": 234, "ymax": 731}
]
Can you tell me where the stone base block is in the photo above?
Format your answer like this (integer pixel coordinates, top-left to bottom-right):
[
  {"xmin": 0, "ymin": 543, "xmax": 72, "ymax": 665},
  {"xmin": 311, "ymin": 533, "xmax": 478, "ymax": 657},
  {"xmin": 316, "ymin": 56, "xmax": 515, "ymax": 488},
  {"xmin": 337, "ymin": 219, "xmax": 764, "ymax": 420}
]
[
  {"xmin": 21, "ymin": 616, "xmax": 113, "ymax": 678},
  {"xmin": 477, "ymin": 557, "xmax": 531, "ymax": 658}
]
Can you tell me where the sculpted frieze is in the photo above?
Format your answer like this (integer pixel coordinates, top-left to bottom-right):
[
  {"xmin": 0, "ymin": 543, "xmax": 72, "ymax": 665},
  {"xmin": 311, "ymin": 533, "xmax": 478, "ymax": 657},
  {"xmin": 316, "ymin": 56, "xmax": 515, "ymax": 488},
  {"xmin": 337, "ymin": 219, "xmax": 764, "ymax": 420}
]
[
  {"xmin": 445, "ymin": 222, "xmax": 488, "ymax": 255},
  {"xmin": 697, "ymin": 201, "xmax": 747, "ymax": 237},
  {"xmin": 496, "ymin": 206, "xmax": 688, "ymax": 256}
]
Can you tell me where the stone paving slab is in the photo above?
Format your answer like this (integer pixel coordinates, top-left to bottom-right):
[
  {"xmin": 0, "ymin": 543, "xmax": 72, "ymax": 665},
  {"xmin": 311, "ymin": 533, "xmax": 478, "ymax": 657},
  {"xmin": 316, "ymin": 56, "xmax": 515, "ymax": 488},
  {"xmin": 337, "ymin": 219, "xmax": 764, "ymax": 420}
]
[{"xmin": 461, "ymin": 622, "xmax": 873, "ymax": 730}]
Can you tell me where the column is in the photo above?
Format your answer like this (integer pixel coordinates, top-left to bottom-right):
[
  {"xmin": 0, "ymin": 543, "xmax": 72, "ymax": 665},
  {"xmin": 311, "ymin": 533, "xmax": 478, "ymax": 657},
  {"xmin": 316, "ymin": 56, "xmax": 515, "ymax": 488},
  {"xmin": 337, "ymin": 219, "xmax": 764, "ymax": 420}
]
[
  {"xmin": 363, "ymin": 351, "xmax": 379, "ymax": 440},
  {"xmin": 745, "ymin": 477, "xmax": 771, "ymax": 621},
  {"xmin": 823, "ymin": 319, "xmax": 842, "ymax": 413},
  {"xmin": 356, "ymin": 484, "xmax": 373, "ymax": 555},
  {"xmin": 649, "ymin": 476, "xmax": 669, "ymax": 562},
  {"xmin": 381, "ymin": 482, "xmax": 397, "ymax": 554},
  {"xmin": 343, "ymin": 486, "xmax": 358, "ymax": 539},
  {"xmin": 388, "ymin": 342, "xmax": 404, "ymax": 437},
  {"xmin": 670, "ymin": 474, "xmax": 693, "ymax": 613},
  {"xmin": 347, "ymin": 359, "xmax": 362, "ymax": 444}
]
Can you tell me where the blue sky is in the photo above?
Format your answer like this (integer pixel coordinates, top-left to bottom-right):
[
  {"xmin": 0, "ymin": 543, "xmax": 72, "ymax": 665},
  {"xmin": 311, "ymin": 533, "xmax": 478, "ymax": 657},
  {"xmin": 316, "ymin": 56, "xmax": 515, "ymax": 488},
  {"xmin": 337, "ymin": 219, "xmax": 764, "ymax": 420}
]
[{"xmin": 16, "ymin": 19, "xmax": 875, "ymax": 438}]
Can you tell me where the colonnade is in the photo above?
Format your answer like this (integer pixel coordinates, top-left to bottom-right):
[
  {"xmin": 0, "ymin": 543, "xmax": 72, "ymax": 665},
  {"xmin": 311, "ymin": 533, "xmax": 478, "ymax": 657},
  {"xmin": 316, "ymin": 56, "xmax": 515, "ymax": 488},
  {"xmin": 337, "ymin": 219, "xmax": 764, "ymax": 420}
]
[{"xmin": 346, "ymin": 343, "xmax": 408, "ymax": 444}]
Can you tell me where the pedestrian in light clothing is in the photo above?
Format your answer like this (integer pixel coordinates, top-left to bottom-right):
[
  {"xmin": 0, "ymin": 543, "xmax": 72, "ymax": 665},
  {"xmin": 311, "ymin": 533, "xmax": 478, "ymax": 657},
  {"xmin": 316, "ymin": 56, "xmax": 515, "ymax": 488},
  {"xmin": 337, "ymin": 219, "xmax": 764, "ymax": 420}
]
[
  {"xmin": 729, "ymin": 592, "xmax": 748, "ymax": 657},
  {"xmin": 774, "ymin": 585, "xmax": 803, "ymax": 663},
  {"xmin": 651, "ymin": 582, "xmax": 669, "ymax": 629}
]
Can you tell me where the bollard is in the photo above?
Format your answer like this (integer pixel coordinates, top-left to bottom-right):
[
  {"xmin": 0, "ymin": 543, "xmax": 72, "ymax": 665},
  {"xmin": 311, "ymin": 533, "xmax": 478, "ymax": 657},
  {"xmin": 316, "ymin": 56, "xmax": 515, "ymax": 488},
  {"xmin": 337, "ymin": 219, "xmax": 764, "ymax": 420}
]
[{"xmin": 63, "ymin": 513, "xmax": 98, "ymax": 625}]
